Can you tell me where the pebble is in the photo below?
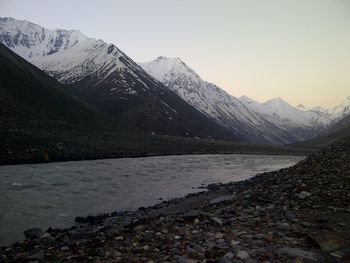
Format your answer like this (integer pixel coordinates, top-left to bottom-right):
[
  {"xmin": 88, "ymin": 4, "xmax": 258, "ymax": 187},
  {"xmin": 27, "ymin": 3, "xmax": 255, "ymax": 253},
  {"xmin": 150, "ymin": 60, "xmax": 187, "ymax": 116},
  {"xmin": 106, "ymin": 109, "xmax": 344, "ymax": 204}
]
[
  {"xmin": 211, "ymin": 217, "xmax": 223, "ymax": 227},
  {"xmin": 236, "ymin": 250, "xmax": 250, "ymax": 260},
  {"xmin": 277, "ymin": 247, "xmax": 316, "ymax": 260},
  {"xmin": 23, "ymin": 228, "xmax": 42, "ymax": 239},
  {"xmin": 296, "ymin": 191, "xmax": 312, "ymax": 199},
  {"xmin": 60, "ymin": 246, "xmax": 69, "ymax": 251}
]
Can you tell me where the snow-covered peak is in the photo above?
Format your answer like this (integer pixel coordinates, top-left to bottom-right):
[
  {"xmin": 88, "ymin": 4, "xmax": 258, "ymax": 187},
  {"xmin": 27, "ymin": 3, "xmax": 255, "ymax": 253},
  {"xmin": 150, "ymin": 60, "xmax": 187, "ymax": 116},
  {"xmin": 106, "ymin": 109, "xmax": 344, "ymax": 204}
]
[
  {"xmin": 139, "ymin": 56, "xmax": 202, "ymax": 85},
  {"xmin": 263, "ymin": 97, "xmax": 296, "ymax": 116},
  {"xmin": 33, "ymin": 38, "xmax": 138, "ymax": 84},
  {"xmin": 332, "ymin": 96, "xmax": 350, "ymax": 118},
  {"xmin": 261, "ymin": 97, "xmax": 332, "ymax": 126},
  {"xmin": 0, "ymin": 17, "xmax": 87, "ymax": 61},
  {"xmin": 140, "ymin": 56, "xmax": 269, "ymax": 127},
  {"xmin": 264, "ymin": 97, "xmax": 291, "ymax": 107}
]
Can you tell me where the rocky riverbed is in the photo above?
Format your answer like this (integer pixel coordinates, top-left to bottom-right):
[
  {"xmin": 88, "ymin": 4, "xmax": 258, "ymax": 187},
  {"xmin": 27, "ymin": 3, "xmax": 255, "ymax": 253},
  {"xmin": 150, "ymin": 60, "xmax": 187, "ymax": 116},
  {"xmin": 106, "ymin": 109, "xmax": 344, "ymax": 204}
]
[{"xmin": 1, "ymin": 138, "xmax": 350, "ymax": 262}]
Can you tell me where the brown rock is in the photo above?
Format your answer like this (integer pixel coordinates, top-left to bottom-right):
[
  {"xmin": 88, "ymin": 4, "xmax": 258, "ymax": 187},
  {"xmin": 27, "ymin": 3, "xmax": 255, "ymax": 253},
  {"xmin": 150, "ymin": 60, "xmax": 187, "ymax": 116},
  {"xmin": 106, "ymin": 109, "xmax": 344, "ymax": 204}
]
[{"xmin": 308, "ymin": 232, "xmax": 345, "ymax": 252}]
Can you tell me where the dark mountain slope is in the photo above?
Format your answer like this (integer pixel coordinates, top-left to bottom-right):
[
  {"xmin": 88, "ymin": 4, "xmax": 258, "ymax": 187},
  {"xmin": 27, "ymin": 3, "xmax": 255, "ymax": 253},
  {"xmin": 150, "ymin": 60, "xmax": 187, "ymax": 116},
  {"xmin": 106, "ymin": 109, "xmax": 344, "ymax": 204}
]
[
  {"xmin": 0, "ymin": 42, "xmax": 125, "ymax": 163},
  {"xmin": 0, "ymin": 44, "xmax": 113, "ymax": 129},
  {"xmin": 293, "ymin": 113, "xmax": 350, "ymax": 148}
]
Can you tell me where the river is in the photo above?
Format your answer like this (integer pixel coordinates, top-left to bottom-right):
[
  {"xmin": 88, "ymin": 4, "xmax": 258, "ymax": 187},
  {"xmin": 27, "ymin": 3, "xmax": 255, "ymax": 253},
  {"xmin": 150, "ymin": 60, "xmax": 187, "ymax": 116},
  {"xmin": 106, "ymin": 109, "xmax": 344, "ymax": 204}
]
[{"xmin": 0, "ymin": 154, "xmax": 304, "ymax": 246}]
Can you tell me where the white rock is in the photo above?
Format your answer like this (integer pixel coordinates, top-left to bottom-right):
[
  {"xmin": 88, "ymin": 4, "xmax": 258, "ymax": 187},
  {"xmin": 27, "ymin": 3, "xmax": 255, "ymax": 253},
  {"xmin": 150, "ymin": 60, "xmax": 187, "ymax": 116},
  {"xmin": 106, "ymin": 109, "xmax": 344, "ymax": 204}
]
[{"xmin": 236, "ymin": 250, "xmax": 250, "ymax": 260}]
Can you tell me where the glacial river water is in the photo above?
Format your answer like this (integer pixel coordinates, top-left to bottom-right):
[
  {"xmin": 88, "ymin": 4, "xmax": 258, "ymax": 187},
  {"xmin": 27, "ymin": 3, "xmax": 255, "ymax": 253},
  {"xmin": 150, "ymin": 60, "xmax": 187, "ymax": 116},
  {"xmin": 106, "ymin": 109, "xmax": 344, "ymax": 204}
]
[{"xmin": 0, "ymin": 154, "xmax": 304, "ymax": 246}]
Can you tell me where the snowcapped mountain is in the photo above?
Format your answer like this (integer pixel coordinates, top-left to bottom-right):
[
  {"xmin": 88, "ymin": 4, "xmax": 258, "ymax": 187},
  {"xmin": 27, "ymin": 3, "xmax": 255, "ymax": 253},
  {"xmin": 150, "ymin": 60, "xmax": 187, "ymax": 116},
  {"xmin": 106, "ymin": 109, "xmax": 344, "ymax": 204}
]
[
  {"xmin": 240, "ymin": 95, "xmax": 349, "ymax": 128},
  {"xmin": 0, "ymin": 17, "xmax": 243, "ymax": 141},
  {"xmin": 140, "ymin": 57, "xmax": 348, "ymax": 144},
  {"xmin": 33, "ymin": 38, "xmax": 137, "ymax": 84},
  {"xmin": 240, "ymin": 95, "xmax": 334, "ymax": 131},
  {"xmin": 261, "ymin": 97, "xmax": 332, "ymax": 128},
  {"xmin": 2, "ymin": 17, "xmax": 348, "ymax": 145},
  {"xmin": 140, "ymin": 56, "xmax": 252, "ymax": 126},
  {"xmin": 0, "ymin": 17, "xmax": 86, "ymax": 61},
  {"xmin": 140, "ymin": 57, "xmax": 313, "ymax": 144},
  {"xmin": 331, "ymin": 96, "xmax": 350, "ymax": 119}
]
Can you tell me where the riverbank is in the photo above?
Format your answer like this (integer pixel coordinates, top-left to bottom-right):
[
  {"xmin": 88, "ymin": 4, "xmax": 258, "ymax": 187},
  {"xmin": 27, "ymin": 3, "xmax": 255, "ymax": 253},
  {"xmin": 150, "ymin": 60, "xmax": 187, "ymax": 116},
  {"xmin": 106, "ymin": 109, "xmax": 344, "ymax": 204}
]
[
  {"xmin": 1, "ymin": 132, "xmax": 312, "ymax": 166},
  {"xmin": 1, "ymin": 138, "xmax": 349, "ymax": 262}
]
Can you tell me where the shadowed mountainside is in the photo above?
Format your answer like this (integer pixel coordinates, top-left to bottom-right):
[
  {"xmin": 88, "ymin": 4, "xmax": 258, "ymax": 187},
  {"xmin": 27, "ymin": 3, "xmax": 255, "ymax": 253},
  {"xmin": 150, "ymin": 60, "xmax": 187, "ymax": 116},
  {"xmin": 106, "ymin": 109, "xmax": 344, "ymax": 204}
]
[
  {"xmin": 0, "ymin": 43, "xmax": 310, "ymax": 165},
  {"xmin": 293, "ymin": 114, "xmax": 350, "ymax": 148}
]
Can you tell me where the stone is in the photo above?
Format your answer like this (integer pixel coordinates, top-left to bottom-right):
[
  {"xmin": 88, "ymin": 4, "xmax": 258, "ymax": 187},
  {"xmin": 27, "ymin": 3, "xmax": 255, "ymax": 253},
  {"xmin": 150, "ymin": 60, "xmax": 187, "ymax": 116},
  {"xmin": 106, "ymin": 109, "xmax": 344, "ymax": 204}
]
[
  {"xmin": 181, "ymin": 210, "xmax": 201, "ymax": 221},
  {"xmin": 277, "ymin": 247, "xmax": 316, "ymax": 260},
  {"xmin": 236, "ymin": 250, "xmax": 250, "ymax": 260},
  {"xmin": 23, "ymin": 228, "xmax": 42, "ymax": 239},
  {"xmin": 211, "ymin": 217, "xmax": 223, "ymax": 227},
  {"xmin": 60, "ymin": 246, "xmax": 69, "ymax": 251},
  {"xmin": 219, "ymin": 252, "xmax": 235, "ymax": 263},
  {"xmin": 143, "ymin": 245, "xmax": 150, "ymax": 251},
  {"xmin": 207, "ymin": 183, "xmax": 220, "ymax": 191},
  {"xmin": 216, "ymin": 238, "xmax": 225, "ymax": 244},
  {"xmin": 114, "ymin": 251, "xmax": 122, "ymax": 257},
  {"xmin": 75, "ymin": 216, "xmax": 88, "ymax": 223},
  {"xmin": 230, "ymin": 240, "xmax": 240, "ymax": 246},
  {"xmin": 214, "ymin": 232, "xmax": 224, "ymax": 239},
  {"xmin": 308, "ymin": 233, "xmax": 344, "ymax": 252},
  {"xmin": 296, "ymin": 191, "xmax": 312, "ymax": 199},
  {"xmin": 27, "ymin": 251, "xmax": 45, "ymax": 261},
  {"xmin": 75, "ymin": 214, "xmax": 108, "ymax": 224},
  {"xmin": 223, "ymin": 252, "xmax": 235, "ymax": 259},
  {"xmin": 40, "ymin": 232, "xmax": 52, "ymax": 239},
  {"xmin": 330, "ymin": 251, "xmax": 344, "ymax": 258},
  {"xmin": 209, "ymin": 195, "xmax": 235, "ymax": 205}
]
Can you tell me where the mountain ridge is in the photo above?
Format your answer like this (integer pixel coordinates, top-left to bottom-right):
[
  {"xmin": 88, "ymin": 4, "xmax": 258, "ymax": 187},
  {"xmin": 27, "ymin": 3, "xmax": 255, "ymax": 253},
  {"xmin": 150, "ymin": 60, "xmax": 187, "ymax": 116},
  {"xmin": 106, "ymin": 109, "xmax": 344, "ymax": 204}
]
[
  {"xmin": 1, "ymin": 17, "xmax": 349, "ymax": 145},
  {"xmin": 0, "ymin": 18, "xmax": 246, "ymax": 141},
  {"xmin": 0, "ymin": 17, "xmax": 87, "ymax": 61},
  {"xmin": 140, "ymin": 56, "xmax": 342, "ymax": 144}
]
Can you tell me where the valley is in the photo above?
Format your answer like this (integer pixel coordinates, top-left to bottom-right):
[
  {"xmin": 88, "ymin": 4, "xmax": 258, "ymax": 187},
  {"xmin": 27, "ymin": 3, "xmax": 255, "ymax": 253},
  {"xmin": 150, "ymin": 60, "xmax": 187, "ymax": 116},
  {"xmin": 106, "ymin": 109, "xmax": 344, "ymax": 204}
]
[{"xmin": 0, "ymin": 10, "xmax": 349, "ymax": 263}]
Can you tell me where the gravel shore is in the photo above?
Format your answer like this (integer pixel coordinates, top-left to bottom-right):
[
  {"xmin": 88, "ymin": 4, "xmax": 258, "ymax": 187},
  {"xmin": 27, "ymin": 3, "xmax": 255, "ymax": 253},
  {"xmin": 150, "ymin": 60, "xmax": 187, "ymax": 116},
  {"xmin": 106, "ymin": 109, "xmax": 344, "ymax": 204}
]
[{"xmin": 1, "ymin": 138, "xmax": 349, "ymax": 263}]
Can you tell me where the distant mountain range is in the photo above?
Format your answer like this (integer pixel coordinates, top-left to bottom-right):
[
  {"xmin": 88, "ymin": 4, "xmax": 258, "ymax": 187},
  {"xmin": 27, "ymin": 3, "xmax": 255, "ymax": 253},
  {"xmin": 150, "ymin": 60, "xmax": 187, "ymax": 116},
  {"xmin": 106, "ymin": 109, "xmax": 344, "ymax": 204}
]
[
  {"xmin": 1, "ymin": 17, "xmax": 349, "ymax": 146},
  {"xmin": 140, "ymin": 56, "xmax": 349, "ymax": 143}
]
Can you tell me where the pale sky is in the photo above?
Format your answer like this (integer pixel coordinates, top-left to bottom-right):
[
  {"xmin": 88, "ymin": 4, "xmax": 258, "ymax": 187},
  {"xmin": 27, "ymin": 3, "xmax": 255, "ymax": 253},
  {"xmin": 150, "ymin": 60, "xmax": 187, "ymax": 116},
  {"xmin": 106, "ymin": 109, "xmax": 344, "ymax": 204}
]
[{"xmin": 0, "ymin": 0, "xmax": 349, "ymax": 108}]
